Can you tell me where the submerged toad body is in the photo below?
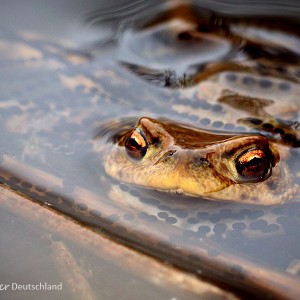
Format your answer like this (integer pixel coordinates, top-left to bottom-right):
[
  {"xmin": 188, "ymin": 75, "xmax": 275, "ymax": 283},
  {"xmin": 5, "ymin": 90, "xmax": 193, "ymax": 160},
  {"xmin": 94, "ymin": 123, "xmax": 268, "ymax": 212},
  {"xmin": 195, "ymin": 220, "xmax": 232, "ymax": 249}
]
[
  {"xmin": 105, "ymin": 117, "xmax": 298, "ymax": 205},
  {"xmin": 101, "ymin": 5, "xmax": 300, "ymax": 206}
]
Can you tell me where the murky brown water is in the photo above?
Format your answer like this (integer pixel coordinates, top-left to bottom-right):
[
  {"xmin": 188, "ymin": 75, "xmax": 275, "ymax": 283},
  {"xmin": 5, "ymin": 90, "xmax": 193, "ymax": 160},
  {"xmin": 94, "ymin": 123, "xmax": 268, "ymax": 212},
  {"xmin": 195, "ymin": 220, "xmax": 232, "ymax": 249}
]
[{"xmin": 0, "ymin": 0, "xmax": 300, "ymax": 299}]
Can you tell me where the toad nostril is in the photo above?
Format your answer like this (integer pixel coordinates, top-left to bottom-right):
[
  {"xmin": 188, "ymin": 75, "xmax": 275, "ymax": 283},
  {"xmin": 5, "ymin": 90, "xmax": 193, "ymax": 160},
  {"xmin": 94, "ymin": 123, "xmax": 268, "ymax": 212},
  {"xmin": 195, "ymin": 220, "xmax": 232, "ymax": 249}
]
[{"xmin": 192, "ymin": 157, "xmax": 209, "ymax": 167}]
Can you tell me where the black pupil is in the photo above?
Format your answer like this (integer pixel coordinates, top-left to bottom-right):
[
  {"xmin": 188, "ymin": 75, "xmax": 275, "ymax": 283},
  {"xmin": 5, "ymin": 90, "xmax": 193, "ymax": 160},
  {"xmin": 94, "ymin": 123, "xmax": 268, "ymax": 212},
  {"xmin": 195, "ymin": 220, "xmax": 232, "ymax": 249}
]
[
  {"xmin": 128, "ymin": 137, "xmax": 141, "ymax": 150},
  {"xmin": 125, "ymin": 130, "xmax": 148, "ymax": 159},
  {"xmin": 246, "ymin": 157, "xmax": 264, "ymax": 169},
  {"xmin": 236, "ymin": 151, "xmax": 270, "ymax": 181}
]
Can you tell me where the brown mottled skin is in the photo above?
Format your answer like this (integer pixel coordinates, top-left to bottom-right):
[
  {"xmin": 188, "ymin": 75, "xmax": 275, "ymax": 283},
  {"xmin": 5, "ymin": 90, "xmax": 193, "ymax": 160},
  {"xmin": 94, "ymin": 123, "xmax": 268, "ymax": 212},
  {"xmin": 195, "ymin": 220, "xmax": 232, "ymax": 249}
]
[{"xmin": 105, "ymin": 117, "xmax": 298, "ymax": 205}]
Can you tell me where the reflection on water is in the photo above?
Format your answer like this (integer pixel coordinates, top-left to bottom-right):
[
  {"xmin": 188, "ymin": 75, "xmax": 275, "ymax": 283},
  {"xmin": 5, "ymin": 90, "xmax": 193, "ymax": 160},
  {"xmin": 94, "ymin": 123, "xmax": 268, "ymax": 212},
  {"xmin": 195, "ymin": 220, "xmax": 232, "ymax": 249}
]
[
  {"xmin": 0, "ymin": 0, "xmax": 300, "ymax": 298},
  {"xmin": 0, "ymin": 189, "xmax": 201, "ymax": 300}
]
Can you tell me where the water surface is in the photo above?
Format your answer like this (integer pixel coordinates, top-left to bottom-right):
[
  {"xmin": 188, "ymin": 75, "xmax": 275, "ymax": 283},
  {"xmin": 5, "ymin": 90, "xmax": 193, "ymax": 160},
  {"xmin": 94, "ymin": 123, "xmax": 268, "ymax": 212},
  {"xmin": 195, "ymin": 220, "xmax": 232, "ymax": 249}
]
[{"xmin": 0, "ymin": 0, "xmax": 300, "ymax": 298}]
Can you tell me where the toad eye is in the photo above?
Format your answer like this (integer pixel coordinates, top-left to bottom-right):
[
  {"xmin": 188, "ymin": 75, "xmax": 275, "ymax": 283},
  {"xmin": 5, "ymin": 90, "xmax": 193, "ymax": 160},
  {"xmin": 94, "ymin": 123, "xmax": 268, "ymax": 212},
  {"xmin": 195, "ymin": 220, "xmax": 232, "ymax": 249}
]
[
  {"xmin": 125, "ymin": 128, "xmax": 148, "ymax": 159},
  {"xmin": 235, "ymin": 148, "xmax": 272, "ymax": 182}
]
